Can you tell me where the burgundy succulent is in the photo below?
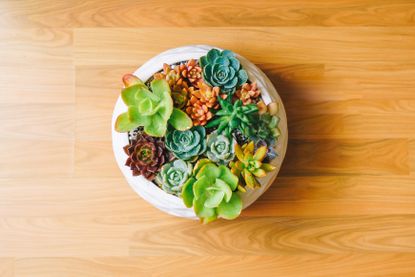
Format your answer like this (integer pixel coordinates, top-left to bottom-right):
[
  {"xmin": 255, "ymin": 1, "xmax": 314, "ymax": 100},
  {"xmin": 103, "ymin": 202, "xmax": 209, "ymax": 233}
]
[{"xmin": 123, "ymin": 134, "xmax": 173, "ymax": 181}]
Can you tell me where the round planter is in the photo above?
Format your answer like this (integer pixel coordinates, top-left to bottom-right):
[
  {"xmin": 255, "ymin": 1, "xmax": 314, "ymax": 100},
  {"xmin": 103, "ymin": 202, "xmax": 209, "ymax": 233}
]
[{"xmin": 112, "ymin": 45, "xmax": 288, "ymax": 219}]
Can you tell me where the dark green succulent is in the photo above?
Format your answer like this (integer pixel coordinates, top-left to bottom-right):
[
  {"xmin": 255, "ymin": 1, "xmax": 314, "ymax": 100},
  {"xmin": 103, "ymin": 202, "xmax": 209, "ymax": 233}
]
[
  {"xmin": 243, "ymin": 113, "xmax": 280, "ymax": 145},
  {"xmin": 205, "ymin": 98, "xmax": 258, "ymax": 137},
  {"xmin": 199, "ymin": 49, "xmax": 248, "ymax": 95},
  {"xmin": 165, "ymin": 126, "xmax": 207, "ymax": 160}
]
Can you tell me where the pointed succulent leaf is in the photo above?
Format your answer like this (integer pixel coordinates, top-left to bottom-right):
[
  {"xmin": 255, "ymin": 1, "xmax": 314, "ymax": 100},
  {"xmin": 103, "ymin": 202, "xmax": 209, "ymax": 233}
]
[
  {"xmin": 253, "ymin": 146, "xmax": 268, "ymax": 161},
  {"xmin": 261, "ymin": 163, "xmax": 276, "ymax": 172}
]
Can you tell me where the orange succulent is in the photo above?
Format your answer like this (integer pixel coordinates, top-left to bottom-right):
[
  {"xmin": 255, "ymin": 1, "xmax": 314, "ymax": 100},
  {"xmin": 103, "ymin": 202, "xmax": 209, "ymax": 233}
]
[
  {"xmin": 235, "ymin": 82, "xmax": 261, "ymax": 105},
  {"xmin": 176, "ymin": 59, "xmax": 203, "ymax": 87},
  {"xmin": 186, "ymin": 82, "xmax": 220, "ymax": 126}
]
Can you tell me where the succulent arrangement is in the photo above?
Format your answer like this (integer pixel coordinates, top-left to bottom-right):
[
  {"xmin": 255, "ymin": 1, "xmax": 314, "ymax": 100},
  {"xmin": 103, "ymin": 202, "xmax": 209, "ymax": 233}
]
[{"xmin": 115, "ymin": 48, "xmax": 282, "ymax": 223}]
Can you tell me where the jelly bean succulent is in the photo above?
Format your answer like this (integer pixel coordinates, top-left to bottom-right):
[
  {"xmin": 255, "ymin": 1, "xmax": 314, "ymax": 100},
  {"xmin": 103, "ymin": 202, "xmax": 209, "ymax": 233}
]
[
  {"xmin": 115, "ymin": 74, "xmax": 192, "ymax": 136},
  {"xmin": 230, "ymin": 141, "xmax": 276, "ymax": 190},
  {"xmin": 124, "ymin": 133, "xmax": 173, "ymax": 181},
  {"xmin": 206, "ymin": 131, "xmax": 236, "ymax": 165},
  {"xmin": 206, "ymin": 98, "xmax": 258, "ymax": 137},
  {"xmin": 165, "ymin": 126, "xmax": 207, "ymax": 161},
  {"xmin": 199, "ymin": 49, "xmax": 248, "ymax": 95},
  {"xmin": 182, "ymin": 159, "xmax": 242, "ymax": 223},
  {"xmin": 156, "ymin": 159, "xmax": 192, "ymax": 196}
]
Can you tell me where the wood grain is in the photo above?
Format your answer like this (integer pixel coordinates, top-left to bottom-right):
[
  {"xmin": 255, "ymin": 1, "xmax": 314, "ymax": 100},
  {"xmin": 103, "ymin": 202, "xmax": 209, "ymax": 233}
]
[{"xmin": 1, "ymin": 0, "xmax": 415, "ymax": 275}]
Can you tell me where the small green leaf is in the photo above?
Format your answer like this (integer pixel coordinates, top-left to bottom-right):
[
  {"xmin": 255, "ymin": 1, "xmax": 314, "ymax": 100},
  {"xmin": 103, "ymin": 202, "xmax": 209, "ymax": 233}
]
[
  {"xmin": 168, "ymin": 108, "xmax": 193, "ymax": 131},
  {"xmin": 144, "ymin": 113, "xmax": 167, "ymax": 137}
]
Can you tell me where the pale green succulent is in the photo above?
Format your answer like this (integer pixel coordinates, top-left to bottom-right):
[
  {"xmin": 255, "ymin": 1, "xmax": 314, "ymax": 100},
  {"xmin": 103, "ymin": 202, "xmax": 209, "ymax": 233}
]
[
  {"xmin": 165, "ymin": 126, "xmax": 207, "ymax": 160},
  {"xmin": 206, "ymin": 131, "xmax": 236, "ymax": 165},
  {"xmin": 156, "ymin": 159, "xmax": 192, "ymax": 196},
  {"xmin": 115, "ymin": 74, "xmax": 192, "ymax": 137},
  {"xmin": 199, "ymin": 49, "xmax": 248, "ymax": 95},
  {"xmin": 182, "ymin": 159, "xmax": 242, "ymax": 224}
]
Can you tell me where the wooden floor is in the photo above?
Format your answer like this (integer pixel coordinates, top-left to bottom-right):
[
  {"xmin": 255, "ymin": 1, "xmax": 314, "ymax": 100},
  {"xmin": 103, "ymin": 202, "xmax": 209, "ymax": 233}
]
[{"xmin": 1, "ymin": 1, "xmax": 415, "ymax": 276}]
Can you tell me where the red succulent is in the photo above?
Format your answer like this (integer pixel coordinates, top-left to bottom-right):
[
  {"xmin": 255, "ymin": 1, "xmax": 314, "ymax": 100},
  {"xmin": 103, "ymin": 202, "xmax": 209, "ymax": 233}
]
[{"xmin": 123, "ymin": 133, "xmax": 173, "ymax": 181}]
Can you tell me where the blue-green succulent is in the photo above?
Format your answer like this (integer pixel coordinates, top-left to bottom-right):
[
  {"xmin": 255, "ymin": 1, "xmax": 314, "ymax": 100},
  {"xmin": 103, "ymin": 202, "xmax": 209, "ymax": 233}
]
[
  {"xmin": 206, "ymin": 131, "xmax": 236, "ymax": 165},
  {"xmin": 156, "ymin": 159, "xmax": 192, "ymax": 196},
  {"xmin": 165, "ymin": 126, "xmax": 207, "ymax": 160},
  {"xmin": 199, "ymin": 49, "xmax": 248, "ymax": 95}
]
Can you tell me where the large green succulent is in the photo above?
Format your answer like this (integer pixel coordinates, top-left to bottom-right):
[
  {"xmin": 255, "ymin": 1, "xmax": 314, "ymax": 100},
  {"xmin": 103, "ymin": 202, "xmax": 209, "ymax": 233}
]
[
  {"xmin": 199, "ymin": 49, "xmax": 248, "ymax": 95},
  {"xmin": 206, "ymin": 131, "xmax": 236, "ymax": 165},
  {"xmin": 165, "ymin": 126, "xmax": 207, "ymax": 160},
  {"xmin": 115, "ymin": 74, "xmax": 192, "ymax": 137},
  {"xmin": 182, "ymin": 159, "xmax": 242, "ymax": 223},
  {"xmin": 205, "ymin": 98, "xmax": 258, "ymax": 137},
  {"xmin": 156, "ymin": 159, "xmax": 192, "ymax": 196}
]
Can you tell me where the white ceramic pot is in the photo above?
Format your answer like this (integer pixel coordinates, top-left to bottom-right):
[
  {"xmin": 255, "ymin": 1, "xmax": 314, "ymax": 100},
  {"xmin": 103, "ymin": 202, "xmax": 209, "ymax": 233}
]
[{"xmin": 112, "ymin": 45, "xmax": 288, "ymax": 219}]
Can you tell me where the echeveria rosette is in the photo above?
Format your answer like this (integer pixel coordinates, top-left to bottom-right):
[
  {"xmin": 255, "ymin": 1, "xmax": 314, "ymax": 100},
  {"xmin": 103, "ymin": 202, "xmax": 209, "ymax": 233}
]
[
  {"xmin": 124, "ymin": 134, "xmax": 173, "ymax": 181},
  {"xmin": 206, "ymin": 131, "xmax": 236, "ymax": 165},
  {"xmin": 206, "ymin": 98, "xmax": 258, "ymax": 137},
  {"xmin": 182, "ymin": 159, "xmax": 242, "ymax": 223},
  {"xmin": 230, "ymin": 141, "xmax": 276, "ymax": 191},
  {"xmin": 165, "ymin": 126, "xmax": 207, "ymax": 160},
  {"xmin": 115, "ymin": 74, "xmax": 192, "ymax": 137},
  {"xmin": 199, "ymin": 49, "xmax": 248, "ymax": 95},
  {"xmin": 156, "ymin": 159, "xmax": 192, "ymax": 196}
]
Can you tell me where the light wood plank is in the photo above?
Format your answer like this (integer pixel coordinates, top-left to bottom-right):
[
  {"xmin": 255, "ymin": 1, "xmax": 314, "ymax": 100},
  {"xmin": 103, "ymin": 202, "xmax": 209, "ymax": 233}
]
[
  {"xmin": 1, "ymin": 0, "xmax": 415, "ymax": 28},
  {"xmin": 74, "ymin": 27, "xmax": 415, "ymax": 65},
  {"xmin": 13, "ymin": 254, "xmax": 415, "ymax": 277},
  {"xmin": 0, "ymin": 259, "xmax": 14, "ymax": 277},
  {"xmin": 0, "ymin": 28, "xmax": 73, "ymax": 103}
]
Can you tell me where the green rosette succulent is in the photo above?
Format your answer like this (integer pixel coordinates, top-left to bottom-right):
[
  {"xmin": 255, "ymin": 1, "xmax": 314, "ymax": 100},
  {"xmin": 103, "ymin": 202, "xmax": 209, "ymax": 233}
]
[
  {"xmin": 206, "ymin": 98, "xmax": 258, "ymax": 137},
  {"xmin": 115, "ymin": 74, "xmax": 192, "ymax": 137},
  {"xmin": 156, "ymin": 159, "xmax": 192, "ymax": 196},
  {"xmin": 165, "ymin": 126, "xmax": 207, "ymax": 160},
  {"xmin": 199, "ymin": 49, "xmax": 248, "ymax": 95},
  {"xmin": 182, "ymin": 159, "xmax": 242, "ymax": 223},
  {"xmin": 243, "ymin": 113, "xmax": 280, "ymax": 145},
  {"xmin": 206, "ymin": 131, "xmax": 236, "ymax": 165}
]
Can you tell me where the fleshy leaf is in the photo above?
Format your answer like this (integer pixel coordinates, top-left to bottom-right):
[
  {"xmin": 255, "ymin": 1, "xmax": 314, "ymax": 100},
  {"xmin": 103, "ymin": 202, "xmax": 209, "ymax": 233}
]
[
  {"xmin": 115, "ymin": 112, "xmax": 139, "ymax": 132},
  {"xmin": 194, "ymin": 193, "xmax": 217, "ymax": 223},
  {"xmin": 144, "ymin": 113, "xmax": 167, "ymax": 137},
  {"xmin": 169, "ymin": 108, "xmax": 193, "ymax": 131},
  {"xmin": 253, "ymin": 146, "xmax": 267, "ymax": 161},
  {"xmin": 217, "ymin": 193, "xmax": 242, "ymax": 220},
  {"xmin": 122, "ymin": 74, "xmax": 144, "ymax": 88},
  {"xmin": 218, "ymin": 165, "xmax": 238, "ymax": 191},
  {"xmin": 196, "ymin": 163, "xmax": 220, "ymax": 181},
  {"xmin": 204, "ymin": 190, "xmax": 225, "ymax": 208},
  {"xmin": 182, "ymin": 177, "xmax": 196, "ymax": 208},
  {"xmin": 213, "ymin": 178, "xmax": 232, "ymax": 202}
]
